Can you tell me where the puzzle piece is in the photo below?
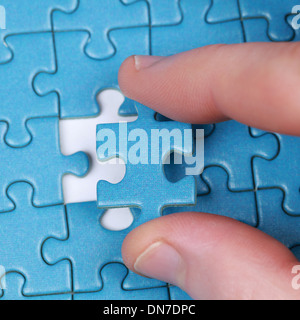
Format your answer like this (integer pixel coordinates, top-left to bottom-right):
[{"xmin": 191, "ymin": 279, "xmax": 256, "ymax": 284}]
[
  {"xmin": 151, "ymin": 0, "xmax": 244, "ymax": 56},
  {"xmin": 42, "ymin": 201, "xmax": 165, "ymax": 293},
  {"xmin": 34, "ymin": 28, "xmax": 149, "ymax": 119},
  {"xmin": 118, "ymin": 97, "xmax": 138, "ymax": 117},
  {"xmin": 206, "ymin": 0, "xmax": 241, "ymax": 23},
  {"xmin": 74, "ymin": 263, "xmax": 169, "ymax": 300},
  {"xmin": 124, "ymin": 0, "xmax": 182, "ymax": 26},
  {"xmin": 164, "ymin": 166, "xmax": 257, "ymax": 227},
  {"xmin": 52, "ymin": 0, "xmax": 148, "ymax": 59},
  {"xmin": 0, "ymin": 183, "xmax": 71, "ymax": 296},
  {"xmin": 0, "ymin": 33, "xmax": 57, "ymax": 148},
  {"xmin": 0, "ymin": 272, "xmax": 72, "ymax": 300},
  {"xmin": 203, "ymin": 121, "xmax": 278, "ymax": 191},
  {"xmin": 97, "ymin": 103, "xmax": 196, "ymax": 216},
  {"xmin": 253, "ymin": 133, "xmax": 300, "ymax": 215},
  {"xmin": 239, "ymin": 0, "xmax": 299, "ymax": 41},
  {"xmin": 0, "ymin": 117, "xmax": 89, "ymax": 212},
  {"xmin": 256, "ymin": 188, "xmax": 300, "ymax": 249},
  {"xmin": 0, "ymin": 0, "xmax": 77, "ymax": 63},
  {"xmin": 169, "ymin": 286, "xmax": 192, "ymax": 300}
]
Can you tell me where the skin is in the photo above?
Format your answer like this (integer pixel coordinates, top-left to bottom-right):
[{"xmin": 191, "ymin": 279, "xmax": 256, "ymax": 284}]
[{"xmin": 118, "ymin": 43, "xmax": 300, "ymax": 300}]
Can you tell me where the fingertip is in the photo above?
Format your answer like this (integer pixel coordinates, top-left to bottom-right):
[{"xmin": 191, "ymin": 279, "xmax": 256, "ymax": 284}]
[{"xmin": 118, "ymin": 55, "xmax": 137, "ymax": 97}]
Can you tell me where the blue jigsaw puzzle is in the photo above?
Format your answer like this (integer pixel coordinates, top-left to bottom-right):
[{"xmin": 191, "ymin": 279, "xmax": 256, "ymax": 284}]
[
  {"xmin": 1, "ymin": 0, "xmax": 300, "ymax": 301},
  {"xmin": 0, "ymin": 272, "xmax": 72, "ymax": 300},
  {"xmin": 0, "ymin": 117, "xmax": 89, "ymax": 212},
  {"xmin": 151, "ymin": 0, "xmax": 244, "ymax": 56},
  {"xmin": 207, "ymin": 0, "xmax": 300, "ymax": 42},
  {"xmin": 0, "ymin": 32, "xmax": 57, "ymax": 148},
  {"xmin": 164, "ymin": 166, "xmax": 257, "ymax": 227},
  {"xmin": 0, "ymin": 183, "xmax": 71, "ymax": 296},
  {"xmin": 0, "ymin": 0, "xmax": 78, "ymax": 63},
  {"xmin": 124, "ymin": 0, "xmax": 183, "ymax": 27},
  {"xmin": 73, "ymin": 263, "xmax": 169, "ymax": 300},
  {"xmin": 256, "ymin": 188, "xmax": 300, "ymax": 249},
  {"xmin": 204, "ymin": 121, "xmax": 278, "ymax": 191},
  {"xmin": 34, "ymin": 28, "xmax": 150, "ymax": 119},
  {"xmin": 42, "ymin": 201, "xmax": 166, "ymax": 293},
  {"xmin": 253, "ymin": 132, "xmax": 300, "ymax": 216},
  {"xmin": 52, "ymin": 0, "xmax": 148, "ymax": 60}
]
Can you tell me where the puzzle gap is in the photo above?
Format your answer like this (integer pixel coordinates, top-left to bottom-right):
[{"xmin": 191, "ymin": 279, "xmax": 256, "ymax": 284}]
[
  {"xmin": 100, "ymin": 208, "xmax": 134, "ymax": 231},
  {"xmin": 60, "ymin": 89, "xmax": 136, "ymax": 205}
]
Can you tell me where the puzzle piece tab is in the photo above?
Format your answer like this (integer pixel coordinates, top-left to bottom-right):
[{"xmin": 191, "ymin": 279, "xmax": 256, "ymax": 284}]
[
  {"xmin": 0, "ymin": 183, "xmax": 71, "ymax": 296},
  {"xmin": 42, "ymin": 201, "xmax": 165, "ymax": 293},
  {"xmin": 0, "ymin": 0, "xmax": 78, "ymax": 63},
  {"xmin": 0, "ymin": 117, "xmax": 89, "ymax": 212},
  {"xmin": 256, "ymin": 189, "xmax": 300, "ymax": 248},
  {"xmin": 253, "ymin": 133, "xmax": 300, "ymax": 215},
  {"xmin": 0, "ymin": 273, "xmax": 72, "ymax": 300},
  {"xmin": 152, "ymin": 0, "xmax": 244, "ymax": 56},
  {"xmin": 52, "ymin": 0, "xmax": 148, "ymax": 59},
  {"xmin": 0, "ymin": 33, "xmax": 57, "ymax": 148},
  {"xmin": 164, "ymin": 166, "xmax": 257, "ymax": 227},
  {"xmin": 74, "ymin": 263, "xmax": 169, "ymax": 300},
  {"xmin": 97, "ymin": 103, "xmax": 196, "ymax": 216},
  {"xmin": 34, "ymin": 28, "xmax": 149, "ymax": 119}
]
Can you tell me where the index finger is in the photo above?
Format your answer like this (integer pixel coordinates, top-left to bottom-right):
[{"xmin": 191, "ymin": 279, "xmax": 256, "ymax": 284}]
[{"xmin": 119, "ymin": 43, "xmax": 300, "ymax": 136}]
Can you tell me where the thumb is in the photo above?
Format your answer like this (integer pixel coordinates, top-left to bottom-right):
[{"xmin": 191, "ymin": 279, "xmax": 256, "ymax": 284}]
[{"xmin": 122, "ymin": 213, "xmax": 300, "ymax": 300}]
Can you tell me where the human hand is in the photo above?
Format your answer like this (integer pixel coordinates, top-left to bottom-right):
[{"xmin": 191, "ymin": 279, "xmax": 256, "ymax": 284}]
[{"xmin": 118, "ymin": 43, "xmax": 300, "ymax": 300}]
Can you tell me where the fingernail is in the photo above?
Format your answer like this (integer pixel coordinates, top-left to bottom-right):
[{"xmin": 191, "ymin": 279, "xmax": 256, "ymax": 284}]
[
  {"xmin": 134, "ymin": 241, "xmax": 185, "ymax": 286},
  {"xmin": 134, "ymin": 55, "xmax": 164, "ymax": 71}
]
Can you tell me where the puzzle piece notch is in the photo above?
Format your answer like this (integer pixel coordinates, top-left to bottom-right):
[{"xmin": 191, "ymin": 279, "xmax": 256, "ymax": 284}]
[
  {"xmin": 97, "ymin": 103, "xmax": 196, "ymax": 215},
  {"xmin": 164, "ymin": 166, "xmax": 257, "ymax": 227},
  {"xmin": 42, "ymin": 201, "xmax": 165, "ymax": 293},
  {"xmin": 74, "ymin": 263, "xmax": 169, "ymax": 300},
  {"xmin": 253, "ymin": 132, "xmax": 300, "ymax": 215},
  {"xmin": 0, "ymin": 117, "xmax": 89, "ymax": 211},
  {"xmin": 256, "ymin": 188, "xmax": 300, "ymax": 248},
  {"xmin": 0, "ymin": 182, "xmax": 71, "ymax": 296},
  {"xmin": 0, "ymin": 272, "xmax": 72, "ymax": 300},
  {"xmin": 151, "ymin": 0, "xmax": 244, "ymax": 56},
  {"xmin": 0, "ymin": 0, "xmax": 78, "ymax": 63},
  {"xmin": 34, "ymin": 28, "xmax": 149, "ymax": 119},
  {"xmin": 52, "ymin": 0, "xmax": 148, "ymax": 60},
  {"xmin": 0, "ymin": 32, "xmax": 58, "ymax": 148}
]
